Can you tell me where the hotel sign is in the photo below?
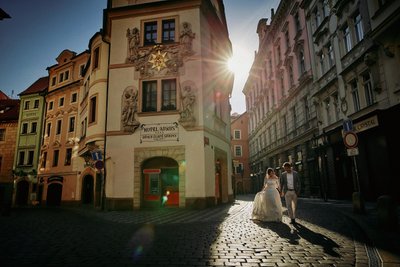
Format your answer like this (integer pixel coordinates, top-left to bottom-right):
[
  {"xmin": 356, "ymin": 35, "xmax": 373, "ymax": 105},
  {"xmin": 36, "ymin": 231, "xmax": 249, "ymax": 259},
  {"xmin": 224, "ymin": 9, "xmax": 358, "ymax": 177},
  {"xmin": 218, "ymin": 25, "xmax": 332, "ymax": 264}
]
[{"xmin": 140, "ymin": 122, "xmax": 179, "ymax": 143}]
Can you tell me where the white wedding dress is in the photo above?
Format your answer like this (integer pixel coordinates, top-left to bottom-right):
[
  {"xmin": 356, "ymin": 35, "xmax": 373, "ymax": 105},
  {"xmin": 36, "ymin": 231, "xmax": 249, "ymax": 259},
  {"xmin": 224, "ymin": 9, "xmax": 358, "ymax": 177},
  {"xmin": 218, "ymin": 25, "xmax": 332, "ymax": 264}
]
[{"xmin": 252, "ymin": 178, "xmax": 283, "ymax": 222}]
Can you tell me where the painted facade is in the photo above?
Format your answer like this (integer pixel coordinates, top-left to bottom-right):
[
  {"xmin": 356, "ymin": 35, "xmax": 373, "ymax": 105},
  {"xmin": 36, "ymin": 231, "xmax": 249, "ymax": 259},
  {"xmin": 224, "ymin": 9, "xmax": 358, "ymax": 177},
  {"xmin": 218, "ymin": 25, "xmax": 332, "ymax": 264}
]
[
  {"xmin": 0, "ymin": 95, "xmax": 20, "ymax": 183},
  {"xmin": 301, "ymin": 0, "xmax": 400, "ymax": 201},
  {"xmin": 38, "ymin": 50, "xmax": 89, "ymax": 206},
  {"xmin": 13, "ymin": 77, "xmax": 48, "ymax": 206},
  {"xmin": 78, "ymin": 32, "xmax": 109, "ymax": 209},
  {"xmin": 0, "ymin": 93, "xmax": 19, "ymax": 212},
  {"xmin": 103, "ymin": 0, "xmax": 234, "ymax": 209},
  {"xmin": 230, "ymin": 112, "xmax": 251, "ymax": 194},
  {"xmin": 244, "ymin": 1, "xmax": 317, "ymax": 197}
]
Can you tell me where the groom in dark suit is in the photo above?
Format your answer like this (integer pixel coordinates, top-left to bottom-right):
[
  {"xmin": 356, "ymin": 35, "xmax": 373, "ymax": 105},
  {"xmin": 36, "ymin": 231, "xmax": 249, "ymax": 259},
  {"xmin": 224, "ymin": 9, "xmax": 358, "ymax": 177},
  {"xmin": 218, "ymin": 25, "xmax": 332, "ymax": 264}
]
[{"xmin": 279, "ymin": 162, "xmax": 301, "ymax": 224}]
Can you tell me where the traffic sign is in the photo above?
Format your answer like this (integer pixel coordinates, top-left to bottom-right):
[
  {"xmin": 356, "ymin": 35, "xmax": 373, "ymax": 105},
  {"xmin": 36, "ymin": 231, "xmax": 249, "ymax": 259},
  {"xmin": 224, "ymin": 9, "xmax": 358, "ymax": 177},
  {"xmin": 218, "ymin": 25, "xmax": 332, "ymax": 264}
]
[
  {"xmin": 91, "ymin": 150, "xmax": 103, "ymax": 161},
  {"xmin": 95, "ymin": 160, "xmax": 104, "ymax": 170},
  {"xmin": 343, "ymin": 131, "xmax": 358, "ymax": 148},
  {"xmin": 343, "ymin": 119, "xmax": 353, "ymax": 132},
  {"xmin": 347, "ymin": 148, "xmax": 359, "ymax": 156}
]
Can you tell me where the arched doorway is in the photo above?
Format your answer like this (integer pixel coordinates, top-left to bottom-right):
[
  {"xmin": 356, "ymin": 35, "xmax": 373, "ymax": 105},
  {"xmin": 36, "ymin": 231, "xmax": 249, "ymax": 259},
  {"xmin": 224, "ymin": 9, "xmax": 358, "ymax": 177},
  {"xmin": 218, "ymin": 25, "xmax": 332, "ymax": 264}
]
[
  {"xmin": 142, "ymin": 157, "xmax": 179, "ymax": 208},
  {"xmin": 82, "ymin": 175, "xmax": 94, "ymax": 205},
  {"xmin": 15, "ymin": 180, "xmax": 29, "ymax": 206},
  {"xmin": 46, "ymin": 183, "xmax": 62, "ymax": 206}
]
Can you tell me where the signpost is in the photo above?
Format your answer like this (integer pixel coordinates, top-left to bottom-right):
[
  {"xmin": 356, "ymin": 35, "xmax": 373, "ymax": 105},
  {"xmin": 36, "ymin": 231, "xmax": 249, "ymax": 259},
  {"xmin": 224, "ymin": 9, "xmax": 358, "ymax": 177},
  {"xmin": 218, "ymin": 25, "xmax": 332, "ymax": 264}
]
[{"xmin": 342, "ymin": 120, "xmax": 364, "ymax": 213}]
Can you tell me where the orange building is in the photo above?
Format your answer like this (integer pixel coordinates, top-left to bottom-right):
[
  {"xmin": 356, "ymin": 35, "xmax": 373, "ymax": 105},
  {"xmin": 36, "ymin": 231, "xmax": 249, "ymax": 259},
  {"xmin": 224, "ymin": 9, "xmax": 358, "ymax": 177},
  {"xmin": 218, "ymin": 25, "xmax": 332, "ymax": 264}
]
[
  {"xmin": 38, "ymin": 50, "xmax": 89, "ymax": 206},
  {"xmin": 230, "ymin": 112, "xmax": 251, "ymax": 194}
]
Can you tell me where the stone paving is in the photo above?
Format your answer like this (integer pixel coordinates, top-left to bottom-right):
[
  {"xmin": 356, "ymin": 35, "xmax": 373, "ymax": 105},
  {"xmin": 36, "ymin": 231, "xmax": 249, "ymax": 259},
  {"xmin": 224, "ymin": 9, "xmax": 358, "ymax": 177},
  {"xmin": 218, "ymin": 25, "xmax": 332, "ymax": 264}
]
[{"xmin": 0, "ymin": 195, "xmax": 371, "ymax": 267}]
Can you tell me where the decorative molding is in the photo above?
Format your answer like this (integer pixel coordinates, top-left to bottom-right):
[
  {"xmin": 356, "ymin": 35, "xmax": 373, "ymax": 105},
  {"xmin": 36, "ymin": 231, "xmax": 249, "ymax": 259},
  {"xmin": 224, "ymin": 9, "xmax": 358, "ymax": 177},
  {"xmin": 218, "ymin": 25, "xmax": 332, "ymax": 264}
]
[{"xmin": 121, "ymin": 86, "xmax": 140, "ymax": 133}]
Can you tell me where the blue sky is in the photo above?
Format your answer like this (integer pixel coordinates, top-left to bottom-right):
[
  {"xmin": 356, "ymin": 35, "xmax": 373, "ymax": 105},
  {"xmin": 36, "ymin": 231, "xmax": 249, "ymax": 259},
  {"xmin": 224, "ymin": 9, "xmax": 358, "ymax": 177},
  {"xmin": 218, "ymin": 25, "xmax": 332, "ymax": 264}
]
[{"xmin": 0, "ymin": 0, "xmax": 279, "ymax": 114}]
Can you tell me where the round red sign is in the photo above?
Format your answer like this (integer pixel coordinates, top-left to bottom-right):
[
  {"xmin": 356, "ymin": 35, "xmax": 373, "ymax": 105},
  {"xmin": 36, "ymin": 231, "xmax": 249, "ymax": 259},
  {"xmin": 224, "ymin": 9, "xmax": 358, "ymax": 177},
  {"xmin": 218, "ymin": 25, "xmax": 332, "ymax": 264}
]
[
  {"xmin": 343, "ymin": 131, "xmax": 358, "ymax": 148},
  {"xmin": 95, "ymin": 160, "xmax": 104, "ymax": 170}
]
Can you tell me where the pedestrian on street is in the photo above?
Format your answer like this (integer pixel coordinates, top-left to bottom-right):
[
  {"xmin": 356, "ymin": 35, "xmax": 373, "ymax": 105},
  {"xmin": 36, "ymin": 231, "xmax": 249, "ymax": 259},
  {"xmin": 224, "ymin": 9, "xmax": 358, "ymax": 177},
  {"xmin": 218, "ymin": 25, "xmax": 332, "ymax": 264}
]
[
  {"xmin": 251, "ymin": 167, "xmax": 283, "ymax": 222},
  {"xmin": 280, "ymin": 162, "xmax": 301, "ymax": 224}
]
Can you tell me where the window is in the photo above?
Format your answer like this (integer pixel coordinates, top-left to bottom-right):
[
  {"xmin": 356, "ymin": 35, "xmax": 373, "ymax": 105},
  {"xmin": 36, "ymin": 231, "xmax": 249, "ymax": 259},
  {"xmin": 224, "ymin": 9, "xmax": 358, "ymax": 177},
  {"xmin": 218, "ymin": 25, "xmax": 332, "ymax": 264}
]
[
  {"xmin": 53, "ymin": 150, "xmax": 59, "ymax": 167},
  {"xmin": 30, "ymin": 122, "xmax": 37, "ymax": 134},
  {"xmin": 0, "ymin": 129, "xmax": 5, "ymax": 141},
  {"xmin": 292, "ymin": 107, "xmax": 297, "ymax": 133},
  {"xmin": 354, "ymin": 13, "xmax": 364, "ymax": 42},
  {"xmin": 81, "ymin": 117, "xmax": 87, "ymax": 137},
  {"xmin": 144, "ymin": 21, "xmax": 158, "ymax": 45},
  {"xmin": 234, "ymin": 145, "xmax": 242, "ymax": 157},
  {"xmin": 46, "ymin": 122, "xmax": 51, "ymax": 137},
  {"xmin": 59, "ymin": 97, "xmax": 64, "ymax": 107},
  {"xmin": 89, "ymin": 96, "xmax": 97, "ymax": 123},
  {"xmin": 299, "ymin": 49, "xmax": 305, "ymax": 74},
  {"xmin": 161, "ymin": 79, "xmax": 176, "ymax": 111},
  {"xmin": 314, "ymin": 7, "xmax": 321, "ymax": 29},
  {"xmin": 41, "ymin": 152, "xmax": 47, "ymax": 168},
  {"xmin": 162, "ymin": 19, "xmax": 175, "ymax": 43},
  {"xmin": 93, "ymin": 47, "xmax": 100, "ymax": 69},
  {"xmin": 65, "ymin": 148, "xmax": 72, "ymax": 166},
  {"xmin": 288, "ymin": 64, "xmax": 294, "ymax": 87},
  {"xmin": 234, "ymin": 130, "xmax": 241, "ymax": 140},
  {"xmin": 142, "ymin": 81, "xmax": 157, "ymax": 112},
  {"xmin": 27, "ymin": 150, "xmax": 34, "ymax": 166},
  {"xmin": 343, "ymin": 25, "xmax": 352, "ymax": 53},
  {"xmin": 21, "ymin": 123, "xmax": 28, "ymax": 134},
  {"xmin": 18, "ymin": 151, "xmax": 25, "ymax": 166},
  {"xmin": 34, "ymin": 99, "xmax": 40, "ymax": 109},
  {"xmin": 319, "ymin": 52, "xmax": 325, "ymax": 75},
  {"xmin": 51, "ymin": 76, "xmax": 56, "ymax": 86},
  {"xmin": 285, "ymin": 31, "xmax": 290, "ymax": 51},
  {"xmin": 24, "ymin": 100, "xmax": 30, "ymax": 110},
  {"xmin": 71, "ymin": 92, "xmax": 78, "ymax": 103},
  {"xmin": 350, "ymin": 80, "xmax": 360, "ymax": 112},
  {"xmin": 68, "ymin": 117, "xmax": 75, "ymax": 132},
  {"xmin": 324, "ymin": 98, "xmax": 331, "ymax": 125},
  {"xmin": 363, "ymin": 72, "xmax": 374, "ymax": 106},
  {"xmin": 327, "ymin": 44, "xmax": 334, "ymax": 67},
  {"xmin": 58, "ymin": 70, "xmax": 69, "ymax": 83},
  {"xmin": 48, "ymin": 101, "xmax": 54, "ymax": 111},
  {"xmin": 144, "ymin": 18, "xmax": 176, "ymax": 46},
  {"xmin": 56, "ymin": 120, "xmax": 62, "ymax": 135},
  {"xmin": 79, "ymin": 64, "xmax": 85, "ymax": 77},
  {"xmin": 294, "ymin": 13, "xmax": 301, "ymax": 32}
]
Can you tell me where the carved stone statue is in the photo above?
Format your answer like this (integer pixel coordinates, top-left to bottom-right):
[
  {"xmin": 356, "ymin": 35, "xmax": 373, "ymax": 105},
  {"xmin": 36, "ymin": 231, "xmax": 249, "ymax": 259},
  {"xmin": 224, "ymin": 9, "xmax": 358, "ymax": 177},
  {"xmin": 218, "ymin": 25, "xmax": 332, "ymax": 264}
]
[
  {"xmin": 180, "ymin": 22, "xmax": 195, "ymax": 55},
  {"xmin": 121, "ymin": 88, "xmax": 140, "ymax": 133},
  {"xmin": 179, "ymin": 85, "xmax": 196, "ymax": 127},
  {"xmin": 126, "ymin": 27, "xmax": 140, "ymax": 61}
]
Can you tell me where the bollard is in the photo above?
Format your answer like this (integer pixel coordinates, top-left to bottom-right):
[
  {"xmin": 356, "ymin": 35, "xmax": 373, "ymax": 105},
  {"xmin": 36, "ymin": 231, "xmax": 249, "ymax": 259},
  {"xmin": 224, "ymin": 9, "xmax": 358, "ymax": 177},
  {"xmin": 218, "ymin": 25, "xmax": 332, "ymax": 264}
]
[
  {"xmin": 376, "ymin": 195, "xmax": 398, "ymax": 230},
  {"xmin": 352, "ymin": 191, "xmax": 365, "ymax": 214}
]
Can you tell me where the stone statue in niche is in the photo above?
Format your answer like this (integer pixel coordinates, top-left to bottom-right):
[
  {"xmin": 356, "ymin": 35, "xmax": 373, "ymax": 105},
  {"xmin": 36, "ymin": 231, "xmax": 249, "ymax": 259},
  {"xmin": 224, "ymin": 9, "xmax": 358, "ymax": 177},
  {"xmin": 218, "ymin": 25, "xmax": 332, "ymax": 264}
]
[
  {"xmin": 126, "ymin": 27, "xmax": 140, "ymax": 62},
  {"xmin": 180, "ymin": 22, "xmax": 195, "ymax": 55},
  {"xmin": 121, "ymin": 87, "xmax": 140, "ymax": 133},
  {"xmin": 179, "ymin": 85, "xmax": 196, "ymax": 127}
]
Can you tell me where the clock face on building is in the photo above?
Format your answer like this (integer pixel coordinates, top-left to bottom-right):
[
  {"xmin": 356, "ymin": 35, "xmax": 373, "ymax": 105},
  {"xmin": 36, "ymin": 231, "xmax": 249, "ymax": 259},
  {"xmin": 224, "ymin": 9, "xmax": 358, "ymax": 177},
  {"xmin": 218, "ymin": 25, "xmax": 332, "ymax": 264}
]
[{"xmin": 343, "ymin": 131, "xmax": 358, "ymax": 148}]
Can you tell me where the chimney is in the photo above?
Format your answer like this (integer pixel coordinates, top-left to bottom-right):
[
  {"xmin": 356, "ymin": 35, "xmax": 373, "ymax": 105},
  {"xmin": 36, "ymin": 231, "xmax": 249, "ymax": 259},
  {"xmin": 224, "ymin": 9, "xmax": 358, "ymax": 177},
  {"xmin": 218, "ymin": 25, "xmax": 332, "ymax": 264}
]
[{"xmin": 271, "ymin": 8, "xmax": 275, "ymax": 18}]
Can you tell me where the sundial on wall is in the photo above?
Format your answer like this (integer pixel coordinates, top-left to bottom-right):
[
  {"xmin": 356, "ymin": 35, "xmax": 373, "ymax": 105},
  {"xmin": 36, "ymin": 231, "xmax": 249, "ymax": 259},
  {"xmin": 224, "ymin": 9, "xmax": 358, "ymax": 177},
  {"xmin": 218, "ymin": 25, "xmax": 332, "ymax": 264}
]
[{"xmin": 148, "ymin": 49, "xmax": 169, "ymax": 71}]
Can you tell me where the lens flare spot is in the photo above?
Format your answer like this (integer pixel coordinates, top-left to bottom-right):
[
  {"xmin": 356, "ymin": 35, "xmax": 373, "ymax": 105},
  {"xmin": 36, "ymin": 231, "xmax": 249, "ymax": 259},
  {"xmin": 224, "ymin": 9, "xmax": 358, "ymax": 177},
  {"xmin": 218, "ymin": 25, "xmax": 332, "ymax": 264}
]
[{"xmin": 129, "ymin": 224, "xmax": 154, "ymax": 262}]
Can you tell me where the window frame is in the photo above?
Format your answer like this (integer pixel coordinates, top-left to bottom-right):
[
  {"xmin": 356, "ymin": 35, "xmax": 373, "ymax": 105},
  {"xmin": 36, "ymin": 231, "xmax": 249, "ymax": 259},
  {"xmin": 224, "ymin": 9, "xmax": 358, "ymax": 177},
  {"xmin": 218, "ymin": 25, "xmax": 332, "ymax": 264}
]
[
  {"xmin": 142, "ymin": 17, "xmax": 177, "ymax": 46},
  {"xmin": 141, "ymin": 78, "xmax": 178, "ymax": 113}
]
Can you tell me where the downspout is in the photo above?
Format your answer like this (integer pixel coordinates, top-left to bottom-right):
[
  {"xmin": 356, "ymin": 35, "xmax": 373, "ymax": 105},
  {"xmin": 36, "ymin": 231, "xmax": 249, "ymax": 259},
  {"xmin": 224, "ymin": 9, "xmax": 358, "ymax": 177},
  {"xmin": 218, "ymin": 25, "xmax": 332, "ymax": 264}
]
[{"xmin": 101, "ymin": 36, "xmax": 111, "ymax": 211}]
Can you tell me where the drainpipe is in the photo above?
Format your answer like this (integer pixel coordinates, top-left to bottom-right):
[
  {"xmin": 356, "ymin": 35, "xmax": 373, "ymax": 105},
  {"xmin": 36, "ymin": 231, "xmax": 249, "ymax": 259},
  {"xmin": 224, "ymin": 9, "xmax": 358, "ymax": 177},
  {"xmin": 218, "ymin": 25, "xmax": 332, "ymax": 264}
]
[{"xmin": 102, "ymin": 34, "xmax": 111, "ymax": 211}]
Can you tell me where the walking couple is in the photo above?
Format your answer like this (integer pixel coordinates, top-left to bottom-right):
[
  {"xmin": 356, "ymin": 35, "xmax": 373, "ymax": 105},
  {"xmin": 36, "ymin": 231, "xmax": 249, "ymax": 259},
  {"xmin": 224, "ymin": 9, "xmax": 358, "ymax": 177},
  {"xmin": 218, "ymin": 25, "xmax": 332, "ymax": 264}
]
[{"xmin": 251, "ymin": 162, "xmax": 301, "ymax": 224}]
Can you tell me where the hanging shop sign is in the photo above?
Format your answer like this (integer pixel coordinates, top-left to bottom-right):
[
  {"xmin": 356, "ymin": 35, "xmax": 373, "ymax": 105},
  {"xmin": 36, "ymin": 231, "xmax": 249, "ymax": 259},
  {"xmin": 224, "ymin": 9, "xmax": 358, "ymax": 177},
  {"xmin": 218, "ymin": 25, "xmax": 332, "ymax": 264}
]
[{"xmin": 140, "ymin": 122, "xmax": 179, "ymax": 143}]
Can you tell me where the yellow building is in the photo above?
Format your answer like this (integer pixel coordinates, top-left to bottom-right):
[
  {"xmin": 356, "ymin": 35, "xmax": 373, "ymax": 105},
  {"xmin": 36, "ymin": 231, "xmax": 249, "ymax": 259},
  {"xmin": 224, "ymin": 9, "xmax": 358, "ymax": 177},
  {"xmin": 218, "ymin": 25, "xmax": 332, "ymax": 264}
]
[{"xmin": 103, "ymin": 0, "xmax": 234, "ymax": 209}]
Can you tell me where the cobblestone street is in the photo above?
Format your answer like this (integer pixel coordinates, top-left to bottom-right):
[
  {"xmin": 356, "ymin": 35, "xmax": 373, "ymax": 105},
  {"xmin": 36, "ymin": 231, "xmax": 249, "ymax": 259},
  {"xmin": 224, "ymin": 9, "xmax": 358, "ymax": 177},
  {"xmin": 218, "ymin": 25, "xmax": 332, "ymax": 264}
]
[{"xmin": 0, "ymin": 195, "xmax": 373, "ymax": 266}]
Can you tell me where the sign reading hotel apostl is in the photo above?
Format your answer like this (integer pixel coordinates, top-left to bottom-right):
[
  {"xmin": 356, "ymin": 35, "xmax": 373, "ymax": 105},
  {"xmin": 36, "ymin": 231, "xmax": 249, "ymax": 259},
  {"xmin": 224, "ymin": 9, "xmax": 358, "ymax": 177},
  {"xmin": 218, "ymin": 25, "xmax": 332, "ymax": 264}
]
[{"xmin": 140, "ymin": 122, "xmax": 179, "ymax": 143}]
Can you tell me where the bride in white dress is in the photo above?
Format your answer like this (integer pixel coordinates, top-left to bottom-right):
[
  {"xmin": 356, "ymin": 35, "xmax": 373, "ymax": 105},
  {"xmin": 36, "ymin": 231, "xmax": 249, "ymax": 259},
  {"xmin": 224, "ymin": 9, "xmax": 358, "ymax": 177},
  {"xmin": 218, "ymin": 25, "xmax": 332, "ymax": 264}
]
[{"xmin": 252, "ymin": 168, "xmax": 283, "ymax": 222}]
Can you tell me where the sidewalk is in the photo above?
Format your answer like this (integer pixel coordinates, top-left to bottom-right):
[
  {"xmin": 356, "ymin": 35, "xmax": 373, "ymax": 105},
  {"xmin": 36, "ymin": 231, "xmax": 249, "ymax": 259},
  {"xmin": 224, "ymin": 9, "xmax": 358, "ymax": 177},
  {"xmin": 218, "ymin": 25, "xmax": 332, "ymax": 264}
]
[{"xmin": 305, "ymin": 198, "xmax": 400, "ymax": 266}]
